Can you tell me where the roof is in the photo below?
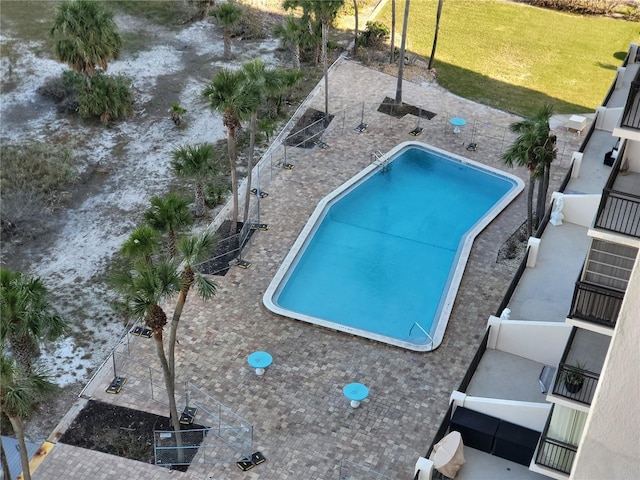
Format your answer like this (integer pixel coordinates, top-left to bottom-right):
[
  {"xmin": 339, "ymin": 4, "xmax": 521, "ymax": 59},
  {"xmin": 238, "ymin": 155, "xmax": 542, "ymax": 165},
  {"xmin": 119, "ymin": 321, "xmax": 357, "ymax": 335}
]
[{"xmin": 1, "ymin": 436, "xmax": 41, "ymax": 480}]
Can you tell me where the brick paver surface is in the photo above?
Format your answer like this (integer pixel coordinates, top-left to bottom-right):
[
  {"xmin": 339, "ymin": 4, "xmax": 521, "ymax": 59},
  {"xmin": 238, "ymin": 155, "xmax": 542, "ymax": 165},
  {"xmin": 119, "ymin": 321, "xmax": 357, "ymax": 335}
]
[{"xmin": 33, "ymin": 59, "xmax": 583, "ymax": 480}]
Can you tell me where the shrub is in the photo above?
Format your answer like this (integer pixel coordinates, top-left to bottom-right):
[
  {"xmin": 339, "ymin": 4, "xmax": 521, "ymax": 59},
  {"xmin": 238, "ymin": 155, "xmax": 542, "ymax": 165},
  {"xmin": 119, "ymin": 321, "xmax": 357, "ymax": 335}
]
[
  {"xmin": 519, "ymin": 0, "xmax": 623, "ymax": 16},
  {"xmin": 359, "ymin": 21, "xmax": 390, "ymax": 49},
  {"xmin": 38, "ymin": 70, "xmax": 134, "ymax": 123},
  {"xmin": 0, "ymin": 142, "xmax": 77, "ymax": 226},
  {"xmin": 205, "ymin": 176, "xmax": 231, "ymax": 208},
  {"xmin": 37, "ymin": 70, "xmax": 84, "ymax": 112},
  {"xmin": 77, "ymin": 72, "xmax": 134, "ymax": 124}
]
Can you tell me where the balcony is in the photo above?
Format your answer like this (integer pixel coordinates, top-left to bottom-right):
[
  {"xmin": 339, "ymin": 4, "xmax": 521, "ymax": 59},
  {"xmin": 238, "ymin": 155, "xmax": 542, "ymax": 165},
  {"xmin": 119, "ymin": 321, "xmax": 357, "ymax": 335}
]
[
  {"xmin": 620, "ymin": 71, "xmax": 640, "ymax": 130},
  {"xmin": 551, "ymin": 362, "xmax": 600, "ymax": 406},
  {"xmin": 568, "ymin": 280, "xmax": 624, "ymax": 328},
  {"xmin": 536, "ymin": 435, "xmax": 577, "ymax": 475},
  {"xmin": 594, "ymin": 145, "xmax": 640, "ymax": 238},
  {"xmin": 550, "ymin": 328, "xmax": 609, "ymax": 406}
]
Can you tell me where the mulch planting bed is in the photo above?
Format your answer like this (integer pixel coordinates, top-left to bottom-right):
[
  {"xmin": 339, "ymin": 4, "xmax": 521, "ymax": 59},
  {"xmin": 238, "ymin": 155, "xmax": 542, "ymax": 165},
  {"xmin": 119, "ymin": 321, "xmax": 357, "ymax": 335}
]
[
  {"xmin": 59, "ymin": 400, "xmax": 207, "ymax": 472},
  {"xmin": 377, "ymin": 96, "xmax": 437, "ymax": 119}
]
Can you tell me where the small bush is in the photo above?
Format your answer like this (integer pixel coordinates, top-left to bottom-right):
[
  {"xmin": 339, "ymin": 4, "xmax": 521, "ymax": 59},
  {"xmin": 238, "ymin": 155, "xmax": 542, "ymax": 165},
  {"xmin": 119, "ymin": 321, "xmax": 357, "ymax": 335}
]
[
  {"xmin": 233, "ymin": 6, "xmax": 266, "ymax": 39},
  {"xmin": 77, "ymin": 72, "xmax": 134, "ymax": 124},
  {"xmin": 37, "ymin": 71, "xmax": 84, "ymax": 112},
  {"xmin": 519, "ymin": 0, "xmax": 624, "ymax": 16},
  {"xmin": 359, "ymin": 21, "xmax": 390, "ymax": 49},
  {"xmin": 0, "ymin": 142, "xmax": 77, "ymax": 226},
  {"xmin": 205, "ymin": 176, "xmax": 231, "ymax": 208},
  {"xmin": 39, "ymin": 71, "xmax": 134, "ymax": 123}
]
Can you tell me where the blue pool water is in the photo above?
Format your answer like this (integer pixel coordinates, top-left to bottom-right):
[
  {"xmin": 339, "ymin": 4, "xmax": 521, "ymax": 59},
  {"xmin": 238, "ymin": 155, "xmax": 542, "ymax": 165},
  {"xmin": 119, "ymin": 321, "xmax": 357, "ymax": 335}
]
[{"xmin": 264, "ymin": 142, "xmax": 523, "ymax": 351}]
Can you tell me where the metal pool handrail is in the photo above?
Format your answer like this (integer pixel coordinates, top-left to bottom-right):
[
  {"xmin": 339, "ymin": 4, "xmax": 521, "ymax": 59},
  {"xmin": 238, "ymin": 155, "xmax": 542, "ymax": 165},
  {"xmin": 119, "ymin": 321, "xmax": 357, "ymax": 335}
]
[{"xmin": 409, "ymin": 321, "xmax": 434, "ymax": 349}]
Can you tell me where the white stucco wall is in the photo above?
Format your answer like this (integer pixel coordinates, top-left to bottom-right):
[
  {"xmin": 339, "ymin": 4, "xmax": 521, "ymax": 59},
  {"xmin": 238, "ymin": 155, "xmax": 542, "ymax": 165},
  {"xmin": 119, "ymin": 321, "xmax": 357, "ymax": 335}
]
[
  {"xmin": 623, "ymin": 140, "xmax": 640, "ymax": 172},
  {"xmin": 555, "ymin": 194, "xmax": 601, "ymax": 228},
  {"xmin": 487, "ymin": 317, "xmax": 572, "ymax": 366},
  {"xmin": 570, "ymin": 254, "xmax": 640, "ymax": 479}
]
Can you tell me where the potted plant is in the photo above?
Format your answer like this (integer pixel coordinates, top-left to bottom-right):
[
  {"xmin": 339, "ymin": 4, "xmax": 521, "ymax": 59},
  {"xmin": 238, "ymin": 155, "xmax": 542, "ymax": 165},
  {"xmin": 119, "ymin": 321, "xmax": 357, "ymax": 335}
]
[{"xmin": 563, "ymin": 362, "xmax": 587, "ymax": 394}]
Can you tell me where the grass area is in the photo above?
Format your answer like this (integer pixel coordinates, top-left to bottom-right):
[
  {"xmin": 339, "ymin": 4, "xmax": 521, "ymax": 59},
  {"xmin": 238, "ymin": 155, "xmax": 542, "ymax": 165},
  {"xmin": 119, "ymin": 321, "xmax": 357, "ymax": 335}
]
[
  {"xmin": 104, "ymin": 0, "xmax": 195, "ymax": 27},
  {"xmin": 374, "ymin": 0, "xmax": 640, "ymax": 116}
]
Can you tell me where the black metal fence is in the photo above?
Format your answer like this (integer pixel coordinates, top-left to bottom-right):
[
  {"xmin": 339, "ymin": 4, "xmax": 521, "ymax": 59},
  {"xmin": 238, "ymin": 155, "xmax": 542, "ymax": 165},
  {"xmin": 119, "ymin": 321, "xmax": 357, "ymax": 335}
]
[
  {"xmin": 594, "ymin": 188, "xmax": 640, "ymax": 238},
  {"xmin": 569, "ymin": 280, "xmax": 624, "ymax": 328},
  {"xmin": 535, "ymin": 405, "xmax": 578, "ymax": 474},
  {"xmin": 551, "ymin": 362, "xmax": 599, "ymax": 406},
  {"xmin": 458, "ymin": 327, "xmax": 491, "ymax": 393},
  {"xmin": 495, "ymin": 246, "xmax": 530, "ymax": 317}
]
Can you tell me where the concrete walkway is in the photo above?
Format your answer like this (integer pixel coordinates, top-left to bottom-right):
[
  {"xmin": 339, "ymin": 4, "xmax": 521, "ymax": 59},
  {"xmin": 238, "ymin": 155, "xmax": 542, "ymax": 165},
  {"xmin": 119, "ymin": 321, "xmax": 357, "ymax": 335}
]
[{"xmin": 33, "ymin": 59, "xmax": 584, "ymax": 480}]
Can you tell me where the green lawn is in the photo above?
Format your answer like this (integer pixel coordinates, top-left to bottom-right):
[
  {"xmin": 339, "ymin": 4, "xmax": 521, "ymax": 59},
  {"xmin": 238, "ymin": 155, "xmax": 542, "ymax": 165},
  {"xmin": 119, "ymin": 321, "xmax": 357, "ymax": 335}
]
[{"xmin": 374, "ymin": 0, "xmax": 640, "ymax": 116}]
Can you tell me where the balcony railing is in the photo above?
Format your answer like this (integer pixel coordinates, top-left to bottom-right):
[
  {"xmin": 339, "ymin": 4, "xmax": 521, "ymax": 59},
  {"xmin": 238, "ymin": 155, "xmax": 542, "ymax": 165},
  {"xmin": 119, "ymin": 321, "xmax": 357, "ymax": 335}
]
[
  {"xmin": 594, "ymin": 188, "xmax": 640, "ymax": 238},
  {"xmin": 620, "ymin": 71, "xmax": 640, "ymax": 130},
  {"xmin": 552, "ymin": 362, "xmax": 599, "ymax": 406},
  {"xmin": 569, "ymin": 280, "xmax": 624, "ymax": 328},
  {"xmin": 536, "ymin": 436, "xmax": 577, "ymax": 475}
]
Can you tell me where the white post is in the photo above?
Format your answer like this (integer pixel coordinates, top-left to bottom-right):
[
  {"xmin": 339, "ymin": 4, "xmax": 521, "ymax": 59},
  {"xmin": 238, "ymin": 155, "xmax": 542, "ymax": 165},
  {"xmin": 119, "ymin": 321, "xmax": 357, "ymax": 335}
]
[{"xmin": 526, "ymin": 237, "xmax": 541, "ymax": 268}]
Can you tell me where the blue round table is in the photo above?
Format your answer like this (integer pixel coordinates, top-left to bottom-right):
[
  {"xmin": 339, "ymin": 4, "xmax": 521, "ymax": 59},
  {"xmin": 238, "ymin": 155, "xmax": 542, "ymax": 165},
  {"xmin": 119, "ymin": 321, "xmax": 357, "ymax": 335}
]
[
  {"xmin": 248, "ymin": 351, "xmax": 272, "ymax": 376},
  {"xmin": 450, "ymin": 117, "xmax": 467, "ymax": 134},
  {"xmin": 343, "ymin": 382, "xmax": 369, "ymax": 408}
]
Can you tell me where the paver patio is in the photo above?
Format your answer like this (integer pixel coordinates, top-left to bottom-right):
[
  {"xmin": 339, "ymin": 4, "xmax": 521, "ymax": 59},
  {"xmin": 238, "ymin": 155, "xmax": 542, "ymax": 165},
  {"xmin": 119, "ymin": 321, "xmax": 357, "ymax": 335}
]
[{"xmin": 34, "ymin": 59, "xmax": 584, "ymax": 480}]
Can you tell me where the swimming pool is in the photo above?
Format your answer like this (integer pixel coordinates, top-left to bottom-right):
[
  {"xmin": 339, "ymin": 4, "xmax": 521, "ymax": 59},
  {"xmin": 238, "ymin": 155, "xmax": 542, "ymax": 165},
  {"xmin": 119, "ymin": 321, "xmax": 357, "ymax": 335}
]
[{"xmin": 263, "ymin": 142, "xmax": 524, "ymax": 351}]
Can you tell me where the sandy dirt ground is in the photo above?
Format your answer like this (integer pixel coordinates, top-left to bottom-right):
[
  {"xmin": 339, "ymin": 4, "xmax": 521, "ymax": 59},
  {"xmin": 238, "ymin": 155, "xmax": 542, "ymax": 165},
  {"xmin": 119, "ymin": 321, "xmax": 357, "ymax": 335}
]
[{"xmin": 0, "ymin": 4, "xmax": 294, "ymax": 440}]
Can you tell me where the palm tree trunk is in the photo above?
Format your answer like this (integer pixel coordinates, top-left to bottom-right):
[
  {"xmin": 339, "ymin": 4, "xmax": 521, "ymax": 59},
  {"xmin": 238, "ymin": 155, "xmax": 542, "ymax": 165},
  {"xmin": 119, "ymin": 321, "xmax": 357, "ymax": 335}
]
[
  {"xmin": 395, "ymin": 0, "xmax": 410, "ymax": 105},
  {"xmin": 536, "ymin": 165, "xmax": 550, "ymax": 229},
  {"xmin": 8, "ymin": 333, "xmax": 39, "ymax": 375},
  {"xmin": 293, "ymin": 44, "xmax": 301, "ymax": 70},
  {"xmin": 527, "ymin": 171, "xmax": 535, "ymax": 238},
  {"xmin": 168, "ymin": 229, "xmax": 177, "ymax": 259},
  {"xmin": 243, "ymin": 112, "xmax": 257, "ymax": 225},
  {"xmin": 168, "ymin": 287, "xmax": 190, "ymax": 380},
  {"xmin": 154, "ymin": 331, "xmax": 184, "ymax": 462},
  {"xmin": 224, "ymin": 30, "xmax": 231, "ymax": 60},
  {"xmin": 322, "ymin": 21, "xmax": 329, "ymax": 118},
  {"xmin": 195, "ymin": 183, "xmax": 205, "ymax": 218},
  {"xmin": 428, "ymin": 0, "xmax": 444, "ymax": 71},
  {"xmin": 1, "ymin": 440, "xmax": 12, "ymax": 480},
  {"xmin": 390, "ymin": 0, "xmax": 396, "ymax": 63},
  {"xmin": 7, "ymin": 415, "xmax": 31, "ymax": 480},
  {"xmin": 227, "ymin": 129, "xmax": 239, "ymax": 235},
  {"xmin": 353, "ymin": 0, "xmax": 359, "ymax": 56}
]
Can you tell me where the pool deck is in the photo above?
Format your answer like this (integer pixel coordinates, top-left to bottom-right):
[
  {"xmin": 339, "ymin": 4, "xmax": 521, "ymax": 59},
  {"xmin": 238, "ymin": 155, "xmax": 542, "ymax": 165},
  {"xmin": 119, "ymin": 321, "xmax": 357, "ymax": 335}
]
[{"xmin": 33, "ymin": 59, "xmax": 585, "ymax": 480}]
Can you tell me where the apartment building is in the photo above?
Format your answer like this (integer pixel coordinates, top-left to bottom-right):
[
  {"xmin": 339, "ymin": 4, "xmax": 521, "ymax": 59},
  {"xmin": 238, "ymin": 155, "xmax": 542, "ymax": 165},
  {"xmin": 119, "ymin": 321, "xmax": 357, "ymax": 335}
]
[{"xmin": 417, "ymin": 43, "xmax": 640, "ymax": 480}]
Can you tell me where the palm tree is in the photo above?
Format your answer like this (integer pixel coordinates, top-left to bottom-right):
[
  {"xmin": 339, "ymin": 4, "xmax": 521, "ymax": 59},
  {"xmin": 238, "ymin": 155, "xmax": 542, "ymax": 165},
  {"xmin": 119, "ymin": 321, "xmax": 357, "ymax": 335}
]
[
  {"xmin": 532, "ymin": 106, "xmax": 557, "ymax": 228},
  {"xmin": 210, "ymin": 2, "xmax": 243, "ymax": 60},
  {"xmin": 502, "ymin": 105, "xmax": 556, "ymax": 237},
  {"xmin": 167, "ymin": 232, "xmax": 217, "ymax": 379},
  {"xmin": 203, "ymin": 68, "xmax": 258, "ymax": 235},
  {"xmin": 113, "ymin": 231, "xmax": 217, "ymax": 458},
  {"xmin": 144, "ymin": 193, "xmax": 192, "ymax": 258},
  {"xmin": 113, "ymin": 258, "xmax": 185, "ymax": 454},
  {"xmin": 427, "ymin": 0, "xmax": 444, "ymax": 71},
  {"xmin": 316, "ymin": 0, "xmax": 344, "ymax": 118},
  {"xmin": 171, "ymin": 144, "xmax": 219, "ymax": 218},
  {"xmin": 274, "ymin": 16, "xmax": 303, "ymax": 69},
  {"xmin": 395, "ymin": 0, "xmax": 411, "ymax": 105},
  {"xmin": 120, "ymin": 226, "xmax": 160, "ymax": 264},
  {"xmin": 49, "ymin": 0, "xmax": 122, "ymax": 78},
  {"xmin": 0, "ymin": 269, "xmax": 67, "ymax": 374},
  {"xmin": 240, "ymin": 60, "xmax": 285, "ymax": 225},
  {"xmin": 0, "ymin": 355, "xmax": 56, "ymax": 480},
  {"xmin": 283, "ymin": 0, "xmax": 343, "ymax": 117}
]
